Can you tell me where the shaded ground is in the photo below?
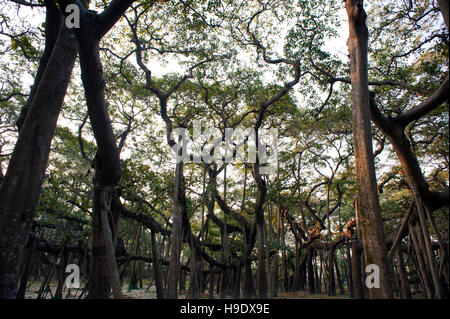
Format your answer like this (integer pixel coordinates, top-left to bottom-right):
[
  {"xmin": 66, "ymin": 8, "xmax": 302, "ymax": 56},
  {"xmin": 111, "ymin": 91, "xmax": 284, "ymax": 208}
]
[{"xmin": 24, "ymin": 281, "xmax": 351, "ymax": 299}]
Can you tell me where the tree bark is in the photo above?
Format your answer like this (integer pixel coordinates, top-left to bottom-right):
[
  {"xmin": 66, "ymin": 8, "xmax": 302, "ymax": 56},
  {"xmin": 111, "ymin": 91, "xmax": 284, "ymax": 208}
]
[
  {"xmin": 151, "ymin": 228, "xmax": 165, "ymax": 299},
  {"xmin": 0, "ymin": 20, "xmax": 77, "ymax": 299},
  {"xmin": 335, "ymin": 252, "xmax": 345, "ymax": 295},
  {"xmin": 252, "ymin": 160, "xmax": 268, "ymax": 299},
  {"xmin": 409, "ymin": 222, "xmax": 433, "ymax": 298},
  {"xmin": 307, "ymin": 247, "xmax": 315, "ymax": 294},
  {"xmin": 166, "ymin": 162, "xmax": 185, "ymax": 299},
  {"xmin": 78, "ymin": 36, "xmax": 122, "ymax": 299},
  {"xmin": 346, "ymin": 239, "xmax": 354, "ymax": 296},
  {"xmin": 187, "ymin": 235, "xmax": 203, "ymax": 299},
  {"xmin": 220, "ymin": 166, "xmax": 230, "ymax": 298},
  {"xmin": 438, "ymin": 0, "xmax": 449, "ymax": 31},
  {"xmin": 395, "ymin": 246, "xmax": 411, "ymax": 299},
  {"xmin": 129, "ymin": 224, "xmax": 142, "ymax": 290},
  {"xmin": 16, "ymin": 237, "xmax": 37, "ymax": 299},
  {"xmin": 55, "ymin": 246, "xmax": 70, "ymax": 299},
  {"xmin": 100, "ymin": 189, "xmax": 122, "ymax": 299},
  {"xmin": 327, "ymin": 244, "xmax": 337, "ymax": 296},
  {"xmin": 345, "ymin": 0, "xmax": 393, "ymax": 298},
  {"xmin": 16, "ymin": 0, "xmax": 62, "ymax": 130},
  {"xmin": 63, "ymin": 1, "xmax": 136, "ymax": 299},
  {"xmin": 243, "ymin": 258, "xmax": 256, "ymax": 298},
  {"xmin": 351, "ymin": 239, "xmax": 364, "ymax": 299},
  {"xmin": 413, "ymin": 195, "xmax": 446, "ymax": 298},
  {"xmin": 232, "ymin": 265, "xmax": 241, "ymax": 298},
  {"xmin": 293, "ymin": 238, "xmax": 300, "ymax": 291}
]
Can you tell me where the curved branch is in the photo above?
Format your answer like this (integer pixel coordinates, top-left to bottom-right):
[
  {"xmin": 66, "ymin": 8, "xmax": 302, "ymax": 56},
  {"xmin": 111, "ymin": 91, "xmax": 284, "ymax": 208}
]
[{"xmin": 394, "ymin": 76, "xmax": 449, "ymax": 127}]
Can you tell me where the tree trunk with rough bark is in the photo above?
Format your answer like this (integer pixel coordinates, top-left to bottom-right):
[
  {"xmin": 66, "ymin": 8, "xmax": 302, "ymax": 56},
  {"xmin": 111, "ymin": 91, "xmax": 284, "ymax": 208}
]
[
  {"xmin": 99, "ymin": 190, "xmax": 122, "ymax": 299},
  {"xmin": 16, "ymin": 237, "xmax": 37, "ymax": 299},
  {"xmin": 327, "ymin": 245, "xmax": 337, "ymax": 296},
  {"xmin": 438, "ymin": 0, "xmax": 449, "ymax": 31},
  {"xmin": 351, "ymin": 239, "xmax": 364, "ymax": 299},
  {"xmin": 345, "ymin": 0, "xmax": 393, "ymax": 299},
  {"xmin": 307, "ymin": 247, "xmax": 315, "ymax": 294},
  {"xmin": 252, "ymin": 160, "xmax": 268, "ymax": 299},
  {"xmin": 243, "ymin": 258, "xmax": 256, "ymax": 298},
  {"xmin": 73, "ymin": 0, "xmax": 135, "ymax": 297},
  {"xmin": 151, "ymin": 228, "xmax": 164, "ymax": 299},
  {"xmin": 0, "ymin": 19, "xmax": 77, "ymax": 299},
  {"xmin": 167, "ymin": 162, "xmax": 185, "ymax": 299},
  {"xmin": 78, "ymin": 36, "xmax": 122, "ymax": 298}
]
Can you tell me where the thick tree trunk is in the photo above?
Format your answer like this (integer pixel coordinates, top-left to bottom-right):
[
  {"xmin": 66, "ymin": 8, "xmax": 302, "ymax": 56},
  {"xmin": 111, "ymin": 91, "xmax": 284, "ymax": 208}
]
[
  {"xmin": 220, "ymin": 166, "xmax": 230, "ymax": 298},
  {"xmin": 16, "ymin": 0, "xmax": 62, "ymax": 130},
  {"xmin": 256, "ymin": 218, "xmax": 267, "ymax": 298},
  {"xmin": 299, "ymin": 255, "xmax": 306, "ymax": 291},
  {"xmin": 187, "ymin": 237, "xmax": 202, "ymax": 299},
  {"xmin": 151, "ymin": 228, "xmax": 164, "ymax": 299},
  {"xmin": 78, "ymin": 35, "xmax": 122, "ymax": 298},
  {"xmin": 345, "ymin": 0, "xmax": 392, "ymax": 299},
  {"xmin": 0, "ymin": 21, "xmax": 77, "ymax": 299},
  {"xmin": 351, "ymin": 239, "xmax": 364, "ymax": 299},
  {"xmin": 327, "ymin": 245, "xmax": 337, "ymax": 296},
  {"xmin": 252, "ymin": 161, "xmax": 268, "ymax": 299},
  {"xmin": 16, "ymin": 237, "xmax": 37, "ymax": 299},
  {"xmin": 69, "ymin": 0, "xmax": 136, "ymax": 299},
  {"xmin": 319, "ymin": 251, "xmax": 324, "ymax": 293},
  {"xmin": 243, "ymin": 259, "xmax": 256, "ymax": 298},
  {"xmin": 314, "ymin": 251, "xmax": 321, "ymax": 294},
  {"xmin": 100, "ymin": 190, "xmax": 122, "ymax": 299},
  {"xmin": 438, "ymin": 0, "xmax": 450, "ymax": 31},
  {"xmin": 232, "ymin": 265, "xmax": 241, "ymax": 298},
  {"xmin": 88, "ymin": 188, "xmax": 111, "ymax": 298},
  {"xmin": 167, "ymin": 162, "xmax": 184, "ymax": 299}
]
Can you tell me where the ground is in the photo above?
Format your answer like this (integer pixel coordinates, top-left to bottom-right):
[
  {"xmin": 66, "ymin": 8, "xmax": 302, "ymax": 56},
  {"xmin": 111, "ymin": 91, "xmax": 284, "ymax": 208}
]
[{"xmin": 24, "ymin": 281, "xmax": 352, "ymax": 299}]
